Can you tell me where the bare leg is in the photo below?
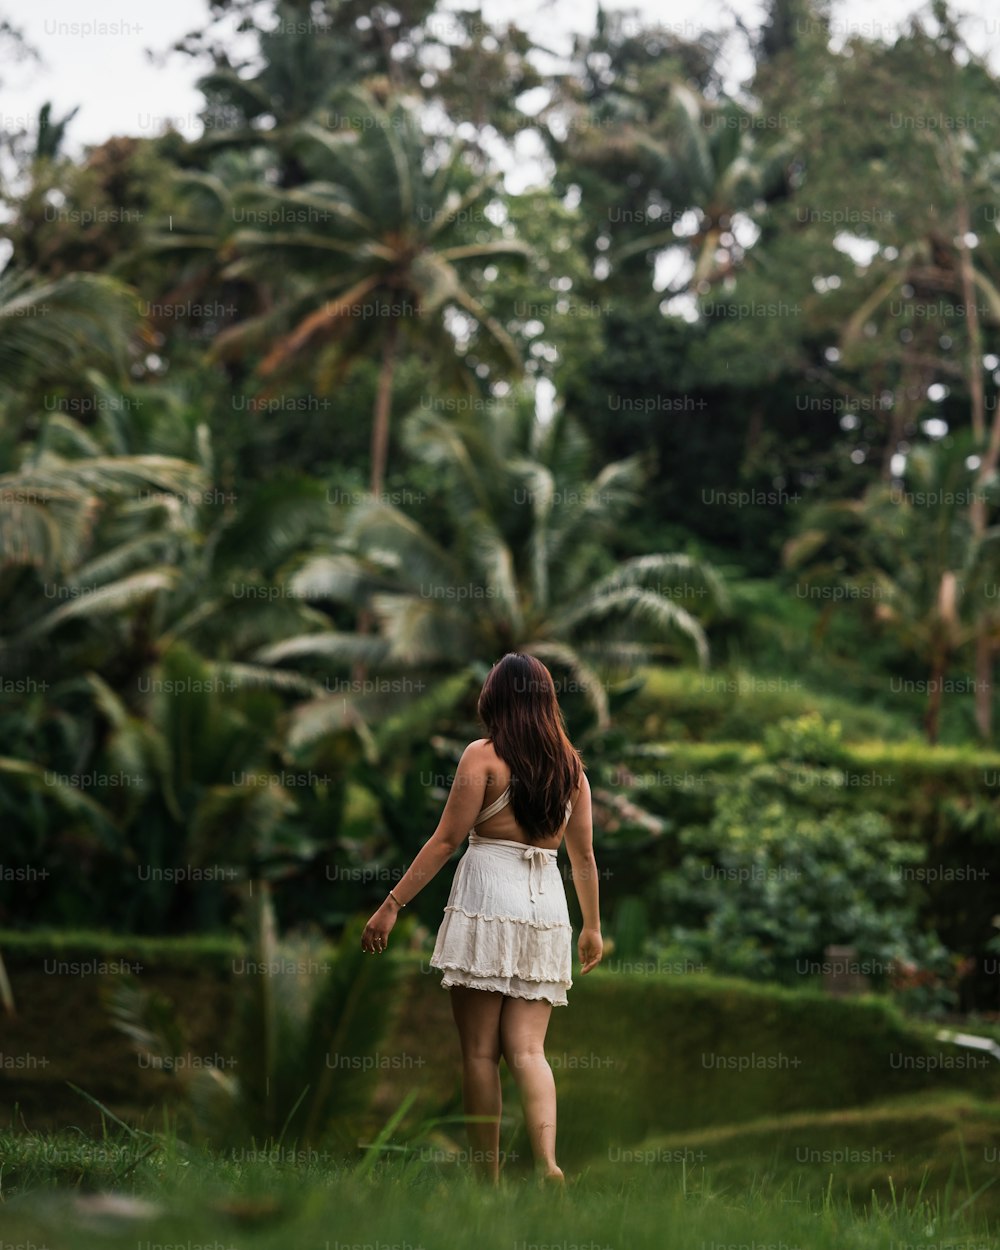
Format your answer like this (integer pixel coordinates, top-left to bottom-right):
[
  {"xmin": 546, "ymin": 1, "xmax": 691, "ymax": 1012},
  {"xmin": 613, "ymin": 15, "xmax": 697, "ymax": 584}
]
[
  {"xmin": 449, "ymin": 986, "xmax": 504, "ymax": 1182},
  {"xmin": 500, "ymin": 996, "xmax": 563, "ymax": 1182}
]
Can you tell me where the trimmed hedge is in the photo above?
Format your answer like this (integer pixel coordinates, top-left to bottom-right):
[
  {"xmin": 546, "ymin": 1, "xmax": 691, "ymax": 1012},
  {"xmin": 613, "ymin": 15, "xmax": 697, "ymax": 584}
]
[{"xmin": 592, "ymin": 729, "xmax": 1000, "ymax": 1008}]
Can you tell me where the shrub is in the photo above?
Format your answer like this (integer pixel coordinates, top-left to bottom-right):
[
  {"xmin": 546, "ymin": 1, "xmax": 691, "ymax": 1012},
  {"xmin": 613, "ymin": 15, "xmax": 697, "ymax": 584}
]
[{"xmin": 653, "ymin": 717, "xmax": 955, "ymax": 1008}]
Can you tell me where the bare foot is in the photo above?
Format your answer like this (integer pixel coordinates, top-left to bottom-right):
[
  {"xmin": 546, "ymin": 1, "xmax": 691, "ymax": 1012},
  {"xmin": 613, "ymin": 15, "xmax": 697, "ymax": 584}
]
[{"xmin": 539, "ymin": 1165, "xmax": 565, "ymax": 1185}]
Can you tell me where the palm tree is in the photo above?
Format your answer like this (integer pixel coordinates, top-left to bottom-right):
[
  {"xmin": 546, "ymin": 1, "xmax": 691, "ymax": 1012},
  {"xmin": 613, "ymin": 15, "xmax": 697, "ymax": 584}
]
[
  {"xmin": 0, "ymin": 391, "xmax": 358, "ymax": 930},
  {"xmin": 832, "ymin": 215, "xmax": 1000, "ymax": 744},
  {"xmin": 0, "ymin": 268, "xmax": 138, "ymax": 405},
  {"xmin": 251, "ymin": 396, "xmax": 727, "ymax": 748},
  {"xmin": 123, "ymin": 162, "xmax": 264, "ymax": 354},
  {"xmin": 0, "ymin": 269, "xmax": 199, "ymax": 873},
  {"xmin": 609, "ymin": 88, "xmax": 794, "ymax": 289},
  {"xmin": 0, "ymin": 268, "xmax": 184, "ymax": 942},
  {"xmin": 784, "ymin": 438, "xmax": 1000, "ymax": 743},
  {"xmin": 538, "ymin": 21, "xmax": 793, "ymax": 295},
  {"xmin": 834, "ymin": 130, "xmax": 1000, "ymax": 738},
  {"xmin": 208, "ymin": 90, "xmax": 532, "ymax": 498},
  {"xmin": 32, "ymin": 101, "xmax": 80, "ymax": 163},
  {"xmin": 184, "ymin": 0, "xmax": 429, "ymax": 185},
  {"xmin": 0, "ymin": 379, "xmax": 339, "ymax": 686}
]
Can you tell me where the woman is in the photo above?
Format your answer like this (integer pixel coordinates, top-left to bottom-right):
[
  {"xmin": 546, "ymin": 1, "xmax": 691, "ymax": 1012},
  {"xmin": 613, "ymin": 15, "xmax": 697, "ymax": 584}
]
[{"xmin": 361, "ymin": 652, "xmax": 603, "ymax": 1184}]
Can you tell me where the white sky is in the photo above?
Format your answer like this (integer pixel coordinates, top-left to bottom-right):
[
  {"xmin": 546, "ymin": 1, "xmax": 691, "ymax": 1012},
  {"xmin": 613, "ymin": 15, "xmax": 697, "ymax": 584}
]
[{"xmin": 3, "ymin": 0, "xmax": 999, "ymax": 161}]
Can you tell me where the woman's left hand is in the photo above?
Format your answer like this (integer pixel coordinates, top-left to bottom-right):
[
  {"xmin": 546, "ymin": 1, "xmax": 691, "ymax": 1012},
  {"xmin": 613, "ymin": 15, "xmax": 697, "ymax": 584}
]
[{"xmin": 361, "ymin": 901, "xmax": 398, "ymax": 954}]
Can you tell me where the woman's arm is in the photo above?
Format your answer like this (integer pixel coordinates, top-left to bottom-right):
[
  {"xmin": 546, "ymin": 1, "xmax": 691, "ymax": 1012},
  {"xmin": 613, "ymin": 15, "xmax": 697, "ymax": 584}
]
[
  {"xmin": 563, "ymin": 773, "xmax": 601, "ymax": 933},
  {"xmin": 360, "ymin": 741, "xmax": 489, "ymax": 951},
  {"xmin": 385, "ymin": 739, "xmax": 489, "ymax": 906}
]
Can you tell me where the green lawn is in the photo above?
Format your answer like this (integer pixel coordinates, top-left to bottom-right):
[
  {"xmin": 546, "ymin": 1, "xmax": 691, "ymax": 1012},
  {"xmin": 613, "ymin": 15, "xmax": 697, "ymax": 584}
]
[{"xmin": 2, "ymin": 1121, "xmax": 1000, "ymax": 1250}]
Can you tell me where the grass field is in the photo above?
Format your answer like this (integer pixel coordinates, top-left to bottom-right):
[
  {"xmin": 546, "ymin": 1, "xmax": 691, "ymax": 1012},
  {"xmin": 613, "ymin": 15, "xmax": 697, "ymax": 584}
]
[
  {"xmin": 5, "ymin": 934, "xmax": 1000, "ymax": 1247},
  {"xmin": 3, "ymin": 1118, "xmax": 1000, "ymax": 1250}
]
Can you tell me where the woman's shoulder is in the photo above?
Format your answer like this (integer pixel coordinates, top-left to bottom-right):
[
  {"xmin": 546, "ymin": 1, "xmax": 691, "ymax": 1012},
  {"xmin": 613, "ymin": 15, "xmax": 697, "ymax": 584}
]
[
  {"xmin": 466, "ymin": 738, "xmax": 511, "ymax": 783},
  {"xmin": 464, "ymin": 738, "xmax": 500, "ymax": 767},
  {"xmin": 472, "ymin": 738, "xmax": 504, "ymax": 762}
]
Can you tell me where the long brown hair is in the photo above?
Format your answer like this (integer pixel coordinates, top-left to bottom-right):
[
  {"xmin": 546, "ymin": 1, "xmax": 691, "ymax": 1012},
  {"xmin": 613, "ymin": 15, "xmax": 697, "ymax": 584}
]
[{"xmin": 477, "ymin": 653, "xmax": 583, "ymax": 841}]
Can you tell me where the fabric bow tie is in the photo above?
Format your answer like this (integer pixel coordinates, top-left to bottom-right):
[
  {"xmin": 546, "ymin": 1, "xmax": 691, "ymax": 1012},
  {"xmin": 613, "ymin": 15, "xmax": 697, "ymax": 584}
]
[{"xmin": 522, "ymin": 845, "xmax": 551, "ymax": 902}]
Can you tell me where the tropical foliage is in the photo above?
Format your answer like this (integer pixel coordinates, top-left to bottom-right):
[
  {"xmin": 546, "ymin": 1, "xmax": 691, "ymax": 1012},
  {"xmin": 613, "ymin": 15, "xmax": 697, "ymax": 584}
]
[{"xmin": 1, "ymin": 0, "xmax": 999, "ymax": 1016}]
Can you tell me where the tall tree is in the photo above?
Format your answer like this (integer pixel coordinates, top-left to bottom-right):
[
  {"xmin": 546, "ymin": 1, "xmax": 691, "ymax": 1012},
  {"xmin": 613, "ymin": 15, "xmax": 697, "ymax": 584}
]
[
  {"xmin": 208, "ymin": 92, "xmax": 531, "ymax": 498},
  {"xmin": 784, "ymin": 437, "xmax": 1000, "ymax": 743},
  {"xmin": 252, "ymin": 397, "xmax": 727, "ymax": 746}
]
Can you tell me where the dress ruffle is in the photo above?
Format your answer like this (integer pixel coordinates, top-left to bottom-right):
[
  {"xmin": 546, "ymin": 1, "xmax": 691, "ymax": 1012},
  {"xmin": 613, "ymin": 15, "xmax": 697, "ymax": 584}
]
[{"xmin": 438, "ymin": 968, "xmax": 570, "ymax": 1004}]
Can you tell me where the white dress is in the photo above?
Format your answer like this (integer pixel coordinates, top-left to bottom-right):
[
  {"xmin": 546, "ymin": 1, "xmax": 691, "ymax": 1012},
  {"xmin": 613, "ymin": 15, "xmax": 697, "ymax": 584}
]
[{"xmin": 428, "ymin": 786, "xmax": 574, "ymax": 1006}]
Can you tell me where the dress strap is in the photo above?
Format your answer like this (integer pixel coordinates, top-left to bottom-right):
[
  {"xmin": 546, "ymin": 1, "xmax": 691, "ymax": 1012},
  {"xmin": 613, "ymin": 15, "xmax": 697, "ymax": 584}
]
[
  {"xmin": 474, "ymin": 788, "xmax": 575, "ymax": 830},
  {"xmin": 472, "ymin": 785, "xmax": 511, "ymax": 829}
]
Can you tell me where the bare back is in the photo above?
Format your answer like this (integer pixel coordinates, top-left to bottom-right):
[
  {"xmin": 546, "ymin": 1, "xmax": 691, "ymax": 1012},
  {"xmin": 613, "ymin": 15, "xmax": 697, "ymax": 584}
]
[{"xmin": 472, "ymin": 739, "xmax": 584, "ymax": 850}]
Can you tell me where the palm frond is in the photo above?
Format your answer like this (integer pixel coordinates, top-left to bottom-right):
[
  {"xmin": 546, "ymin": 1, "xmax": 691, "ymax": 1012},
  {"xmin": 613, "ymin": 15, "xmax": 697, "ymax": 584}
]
[
  {"xmin": 551, "ymin": 586, "xmax": 710, "ymax": 666},
  {"xmin": 525, "ymin": 640, "xmax": 612, "ymax": 728},
  {"xmin": 0, "ymin": 271, "xmax": 138, "ymax": 383},
  {"xmin": 31, "ymin": 569, "xmax": 178, "ymax": 634},
  {"xmin": 253, "ymin": 632, "xmax": 391, "ymax": 668}
]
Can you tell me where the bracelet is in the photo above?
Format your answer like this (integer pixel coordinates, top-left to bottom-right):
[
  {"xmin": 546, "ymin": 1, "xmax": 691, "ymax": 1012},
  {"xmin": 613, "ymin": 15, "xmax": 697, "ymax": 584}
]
[{"xmin": 388, "ymin": 889, "xmax": 406, "ymax": 909}]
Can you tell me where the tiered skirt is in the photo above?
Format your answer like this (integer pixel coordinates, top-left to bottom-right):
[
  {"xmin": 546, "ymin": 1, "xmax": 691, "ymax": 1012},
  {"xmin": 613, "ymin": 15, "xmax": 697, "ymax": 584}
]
[{"xmin": 429, "ymin": 833, "xmax": 573, "ymax": 1006}]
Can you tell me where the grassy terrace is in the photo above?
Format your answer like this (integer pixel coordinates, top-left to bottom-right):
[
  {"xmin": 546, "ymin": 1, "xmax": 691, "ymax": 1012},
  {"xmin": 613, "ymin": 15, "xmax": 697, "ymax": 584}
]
[{"xmin": 3, "ymin": 933, "xmax": 1000, "ymax": 1245}]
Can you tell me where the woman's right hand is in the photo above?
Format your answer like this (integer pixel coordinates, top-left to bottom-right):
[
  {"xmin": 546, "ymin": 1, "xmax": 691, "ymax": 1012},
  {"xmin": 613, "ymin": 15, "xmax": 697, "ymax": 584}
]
[{"xmin": 578, "ymin": 927, "xmax": 603, "ymax": 973}]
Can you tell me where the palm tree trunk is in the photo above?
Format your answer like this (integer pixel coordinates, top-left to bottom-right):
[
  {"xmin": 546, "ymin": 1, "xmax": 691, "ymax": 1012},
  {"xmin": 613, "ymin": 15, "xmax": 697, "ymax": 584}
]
[
  {"xmin": 954, "ymin": 188, "xmax": 984, "ymax": 443},
  {"xmin": 354, "ymin": 320, "xmax": 400, "ymax": 684},
  {"xmin": 923, "ymin": 650, "xmax": 948, "ymax": 745},
  {"xmin": 370, "ymin": 319, "xmax": 400, "ymax": 500},
  {"xmin": 948, "ymin": 141, "xmax": 994, "ymax": 741},
  {"xmin": 880, "ymin": 387, "xmax": 906, "ymax": 482},
  {"xmin": 743, "ymin": 407, "xmax": 763, "ymax": 466},
  {"xmin": 0, "ymin": 948, "xmax": 15, "ymax": 1015},
  {"xmin": 975, "ymin": 630, "xmax": 993, "ymax": 742},
  {"xmin": 884, "ymin": 354, "xmax": 931, "ymax": 481},
  {"xmin": 693, "ymin": 227, "xmax": 721, "ymax": 286}
]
